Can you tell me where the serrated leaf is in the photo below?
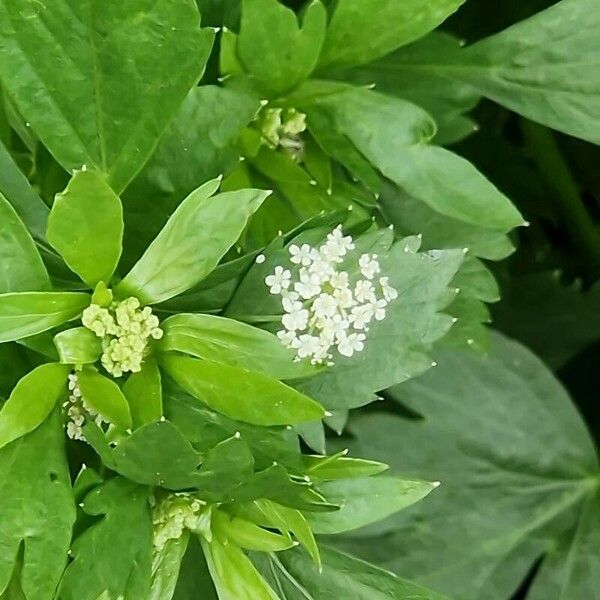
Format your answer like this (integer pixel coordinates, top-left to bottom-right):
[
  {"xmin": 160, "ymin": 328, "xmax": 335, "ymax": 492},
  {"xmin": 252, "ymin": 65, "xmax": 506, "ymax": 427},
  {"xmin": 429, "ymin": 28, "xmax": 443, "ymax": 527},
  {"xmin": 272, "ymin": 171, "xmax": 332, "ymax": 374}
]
[
  {"xmin": 47, "ymin": 170, "xmax": 123, "ymax": 287},
  {"xmin": 57, "ymin": 477, "xmax": 153, "ymax": 600},
  {"xmin": 0, "ymin": 0, "xmax": 215, "ymax": 192},
  {"xmin": 0, "ymin": 410, "xmax": 75, "ymax": 600}
]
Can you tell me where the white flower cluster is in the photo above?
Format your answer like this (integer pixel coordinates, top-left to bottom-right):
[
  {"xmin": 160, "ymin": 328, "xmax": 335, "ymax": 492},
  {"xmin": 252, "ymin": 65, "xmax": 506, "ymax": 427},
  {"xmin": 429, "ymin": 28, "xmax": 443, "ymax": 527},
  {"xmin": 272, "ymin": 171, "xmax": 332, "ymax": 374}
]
[
  {"xmin": 265, "ymin": 226, "xmax": 398, "ymax": 365},
  {"xmin": 151, "ymin": 493, "xmax": 206, "ymax": 551},
  {"xmin": 257, "ymin": 107, "xmax": 307, "ymax": 160},
  {"xmin": 82, "ymin": 297, "xmax": 163, "ymax": 377},
  {"xmin": 63, "ymin": 373, "xmax": 105, "ymax": 441}
]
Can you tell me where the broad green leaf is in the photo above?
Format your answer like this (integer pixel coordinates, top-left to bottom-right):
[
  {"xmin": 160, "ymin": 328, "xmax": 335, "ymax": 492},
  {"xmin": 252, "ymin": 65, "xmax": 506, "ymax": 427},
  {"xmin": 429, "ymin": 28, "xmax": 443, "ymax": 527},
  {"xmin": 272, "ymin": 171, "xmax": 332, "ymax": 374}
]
[
  {"xmin": 117, "ymin": 182, "xmax": 269, "ymax": 304},
  {"xmin": 0, "ymin": 292, "xmax": 90, "ymax": 343},
  {"xmin": 309, "ymin": 477, "xmax": 438, "ymax": 534},
  {"xmin": 318, "ymin": 0, "xmax": 465, "ymax": 69},
  {"xmin": 57, "ymin": 478, "xmax": 153, "ymax": 600},
  {"xmin": 0, "ymin": 363, "xmax": 69, "ymax": 449},
  {"xmin": 0, "ymin": 141, "xmax": 49, "ymax": 246},
  {"xmin": 255, "ymin": 547, "xmax": 452, "ymax": 600},
  {"xmin": 303, "ymin": 454, "xmax": 388, "ymax": 480},
  {"xmin": 164, "ymin": 387, "xmax": 303, "ymax": 472},
  {"xmin": 237, "ymin": 0, "xmax": 326, "ymax": 96},
  {"xmin": 0, "ymin": 343, "xmax": 30, "ymax": 400},
  {"xmin": 0, "ymin": 193, "xmax": 49, "ymax": 293},
  {"xmin": 47, "ymin": 170, "xmax": 123, "ymax": 287},
  {"xmin": 334, "ymin": 333, "xmax": 600, "ymax": 600},
  {"xmin": 439, "ymin": 0, "xmax": 600, "ymax": 145},
  {"xmin": 160, "ymin": 313, "xmax": 316, "ymax": 379},
  {"xmin": 123, "ymin": 357, "xmax": 163, "ymax": 429},
  {"xmin": 299, "ymin": 84, "xmax": 523, "ymax": 230},
  {"xmin": 77, "ymin": 370, "xmax": 132, "ymax": 430},
  {"xmin": 0, "ymin": 410, "xmax": 75, "ymax": 600},
  {"xmin": 123, "ymin": 86, "xmax": 260, "ymax": 265},
  {"xmin": 160, "ymin": 354, "xmax": 325, "ymax": 426},
  {"xmin": 201, "ymin": 536, "xmax": 279, "ymax": 600},
  {"xmin": 150, "ymin": 534, "xmax": 189, "ymax": 600},
  {"xmin": 53, "ymin": 327, "xmax": 102, "ymax": 366},
  {"xmin": 0, "ymin": 0, "xmax": 215, "ymax": 192}
]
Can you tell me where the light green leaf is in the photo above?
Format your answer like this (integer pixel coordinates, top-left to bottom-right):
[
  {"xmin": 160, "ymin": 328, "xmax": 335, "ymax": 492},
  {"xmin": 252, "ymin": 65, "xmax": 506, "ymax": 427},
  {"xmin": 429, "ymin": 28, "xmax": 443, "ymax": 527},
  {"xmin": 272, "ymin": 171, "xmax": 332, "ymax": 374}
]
[
  {"xmin": 77, "ymin": 370, "xmax": 132, "ymax": 430},
  {"xmin": 0, "ymin": 363, "xmax": 69, "ymax": 450},
  {"xmin": 318, "ymin": 0, "xmax": 465, "ymax": 69},
  {"xmin": 201, "ymin": 536, "xmax": 279, "ymax": 600},
  {"xmin": 309, "ymin": 477, "xmax": 437, "ymax": 534},
  {"xmin": 117, "ymin": 182, "xmax": 269, "ymax": 304},
  {"xmin": 150, "ymin": 534, "xmax": 189, "ymax": 600},
  {"xmin": 160, "ymin": 353, "xmax": 325, "ymax": 426},
  {"xmin": 0, "ymin": 0, "xmax": 214, "ymax": 192},
  {"xmin": 255, "ymin": 547, "xmax": 452, "ymax": 600},
  {"xmin": 57, "ymin": 477, "xmax": 152, "ymax": 600},
  {"xmin": 303, "ymin": 454, "xmax": 388, "ymax": 480},
  {"xmin": 334, "ymin": 333, "xmax": 600, "ymax": 600},
  {"xmin": 441, "ymin": 0, "xmax": 600, "ymax": 145},
  {"xmin": 53, "ymin": 327, "xmax": 102, "ymax": 366},
  {"xmin": 0, "ymin": 192, "xmax": 49, "ymax": 293},
  {"xmin": 237, "ymin": 0, "xmax": 326, "ymax": 96},
  {"xmin": 160, "ymin": 313, "xmax": 316, "ymax": 379},
  {"xmin": 0, "ymin": 409, "xmax": 75, "ymax": 600},
  {"xmin": 122, "ymin": 357, "xmax": 163, "ymax": 429},
  {"xmin": 0, "ymin": 292, "xmax": 90, "ymax": 343},
  {"xmin": 47, "ymin": 170, "xmax": 123, "ymax": 287}
]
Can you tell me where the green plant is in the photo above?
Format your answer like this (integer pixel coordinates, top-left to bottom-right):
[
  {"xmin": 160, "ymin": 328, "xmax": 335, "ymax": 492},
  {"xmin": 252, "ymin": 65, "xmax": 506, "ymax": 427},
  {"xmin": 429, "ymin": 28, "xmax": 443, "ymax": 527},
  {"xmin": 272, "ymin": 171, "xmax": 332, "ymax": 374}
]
[{"xmin": 0, "ymin": 0, "xmax": 598, "ymax": 599}]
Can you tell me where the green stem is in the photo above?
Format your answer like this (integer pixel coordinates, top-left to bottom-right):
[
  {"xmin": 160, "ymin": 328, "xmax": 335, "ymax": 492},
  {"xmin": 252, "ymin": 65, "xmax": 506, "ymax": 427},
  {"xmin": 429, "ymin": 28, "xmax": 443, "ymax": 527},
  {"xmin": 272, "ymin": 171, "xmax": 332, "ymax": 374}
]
[{"xmin": 520, "ymin": 119, "xmax": 600, "ymax": 279}]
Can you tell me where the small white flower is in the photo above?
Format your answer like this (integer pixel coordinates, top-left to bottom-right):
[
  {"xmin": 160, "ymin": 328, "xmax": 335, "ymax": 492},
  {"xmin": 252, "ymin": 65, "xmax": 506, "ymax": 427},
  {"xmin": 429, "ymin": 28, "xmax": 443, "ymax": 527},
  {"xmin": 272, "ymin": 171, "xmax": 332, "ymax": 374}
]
[
  {"xmin": 354, "ymin": 280, "xmax": 376, "ymax": 303},
  {"xmin": 330, "ymin": 270, "xmax": 349, "ymax": 290},
  {"xmin": 326, "ymin": 226, "xmax": 355, "ymax": 256},
  {"xmin": 349, "ymin": 304, "xmax": 372, "ymax": 330},
  {"xmin": 359, "ymin": 253, "xmax": 381, "ymax": 280},
  {"xmin": 333, "ymin": 287, "xmax": 355, "ymax": 310},
  {"xmin": 321, "ymin": 313, "xmax": 350, "ymax": 342},
  {"xmin": 282, "ymin": 300, "xmax": 309, "ymax": 331},
  {"xmin": 289, "ymin": 244, "xmax": 315, "ymax": 266},
  {"xmin": 368, "ymin": 298, "xmax": 388, "ymax": 321},
  {"xmin": 379, "ymin": 276, "xmax": 398, "ymax": 301},
  {"xmin": 294, "ymin": 268, "xmax": 321, "ymax": 299},
  {"xmin": 277, "ymin": 329, "xmax": 298, "ymax": 348},
  {"xmin": 296, "ymin": 334, "xmax": 322, "ymax": 359},
  {"xmin": 337, "ymin": 332, "xmax": 366, "ymax": 357},
  {"xmin": 265, "ymin": 266, "xmax": 291, "ymax": 294},
  {"xmin": 312, "ymin": 293, "xmax": 337, "ymax": 319},
  {"xmin": 308, "ymin": 256, "xmax": 334, "ymax": 282}
]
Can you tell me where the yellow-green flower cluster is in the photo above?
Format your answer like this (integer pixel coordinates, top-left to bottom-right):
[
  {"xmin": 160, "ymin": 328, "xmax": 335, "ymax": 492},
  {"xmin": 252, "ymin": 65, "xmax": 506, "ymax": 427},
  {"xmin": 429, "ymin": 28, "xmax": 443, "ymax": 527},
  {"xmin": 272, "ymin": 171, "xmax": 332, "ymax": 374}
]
[
  {"xmin": 257, "ymin": 107, "xmax": 307, "ymax": 160},
  {"xmin": 82, "ymin": 297, "xmax": 163, "ymax": 378},
  {"xmin": 151, "ymin": 493, "xmax": 207, "ymax": 551}
]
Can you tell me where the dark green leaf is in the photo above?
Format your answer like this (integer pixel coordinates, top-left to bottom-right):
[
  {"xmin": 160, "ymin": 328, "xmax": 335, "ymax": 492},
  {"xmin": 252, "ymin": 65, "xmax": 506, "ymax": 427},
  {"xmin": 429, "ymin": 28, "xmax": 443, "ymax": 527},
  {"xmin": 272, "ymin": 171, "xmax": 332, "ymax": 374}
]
[
  {"xmin": 47, "ymin": 170, "xmax": 123, "ymax": 287},
  {"xmin": 160, "ymin": 353, "xmax": 325, "ymax": 426},
  {"xmin": 0, "ymin": 410, "xmax": 75, "ymax": 600},
  {"xmin": 0, "ymin": 0, "xmax": 215, "ymax": 192},
  {"xmin": 123, "ymin": 357, "xmax": 163, "ymax": 429}
]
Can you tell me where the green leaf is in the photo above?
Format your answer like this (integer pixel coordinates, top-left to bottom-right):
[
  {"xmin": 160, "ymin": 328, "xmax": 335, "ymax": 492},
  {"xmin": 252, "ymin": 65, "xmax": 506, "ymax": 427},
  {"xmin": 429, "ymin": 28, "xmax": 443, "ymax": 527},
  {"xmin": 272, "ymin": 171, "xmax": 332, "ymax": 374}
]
[
  {"xmin": 237, "ymin": 0, "xmax": 326, "ymax": 96},
  {"xmin": 439, "ymin": 0, "xmax": 600, "ymax": 145},
  {"xmin": 0, "ymin": 409, "xmax": 75, "ymax": 600},
  {"xmin": 0, "ymin": 292, "xmax": 90, "ymax": 343},
  {"xmin": 160, "ymin": 313, "xmax": 316, "ymax": 379},
  {"xmin": 255, "ymin": 547, "xmax": 452, "ymax": 600},
  {"xmin": 0, "ymin": 363, "xmax": 69, "ymax": 450},
  {"xmin": 47, "ymin": 170, "xmax": 123, "ymax": 287},
  {"xmin": 318, "ymin": 0, "xmax": 465, "ymax": 69},
  {"xmin": 299, "ymin": 84, "xmax": 523, "ymax": 230},
  {"xmin": 57, "ymin": 477, "xmax": 153, "ymax": 600},
  {"xmin": 309, "ymin": 477, "xmax": 438, "ymax": 534},
  {"xmin": 0, "ymin": 192, "xmax": 49, "ymax": 293},
  {"xmin": 334, "ymin": 333, "xmax": 600, "ymax": 600},
  {"xmin": 77, "ymin": 369, "xmax": 132, "ymax": 430},
  {"xmin": 117, "ymin": 182, "xmax": 269, "ymax": 304},
  {"xmin": 160, "ymin": 353, "xmax": 325, "ymax": 426},
  {"xmin": 201, "ymin": 536, "xmax": 279, "ymax": 600},
  {"xmin": 123, "ymin": 357, "xmax": 163, "ymax": 429},
  {"xmin": 172, "ymin": 535, "xmax": 218, "ymax": 600},
  {"xmin": 0, "ymin": 0, "xmax": 215, "ymax": 192},
  {"xmin": 303, "ymin": 454, "xmax": 389, "ymax": 480},
  {"xmin": 150, "ymin": 534, "xmax": 189, "ymax": 600},
  {"xmin": 53, "ymin": 327, "xmax": 102, "ymax": 366}
]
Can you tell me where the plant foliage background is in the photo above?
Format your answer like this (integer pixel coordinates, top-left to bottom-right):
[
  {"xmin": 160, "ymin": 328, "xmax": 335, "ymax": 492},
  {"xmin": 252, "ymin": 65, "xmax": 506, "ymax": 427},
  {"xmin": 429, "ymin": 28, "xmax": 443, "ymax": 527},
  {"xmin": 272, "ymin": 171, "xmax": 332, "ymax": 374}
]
[{"xmin": 0, "ymin": 0, "xmax": 598, "ymax": 599}]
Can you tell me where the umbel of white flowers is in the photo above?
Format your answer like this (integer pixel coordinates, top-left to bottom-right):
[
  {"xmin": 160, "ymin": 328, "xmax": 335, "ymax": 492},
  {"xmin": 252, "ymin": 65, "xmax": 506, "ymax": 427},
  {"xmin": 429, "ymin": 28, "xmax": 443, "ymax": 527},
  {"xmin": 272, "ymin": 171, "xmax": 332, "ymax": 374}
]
[
  {"xmin": 151, "ymin": 493, "xmax": 207, "ymax": 551},
  {"xmin": 63, "ymin": 373, "xmax": 105, "ymax": 441},
  {"xmin": 82, "ymin": 297, "xmax": 163, "ymax": 377},
  {"xmin": 265, "ymin": 226, "xmax": 398, "ymax": 366}
]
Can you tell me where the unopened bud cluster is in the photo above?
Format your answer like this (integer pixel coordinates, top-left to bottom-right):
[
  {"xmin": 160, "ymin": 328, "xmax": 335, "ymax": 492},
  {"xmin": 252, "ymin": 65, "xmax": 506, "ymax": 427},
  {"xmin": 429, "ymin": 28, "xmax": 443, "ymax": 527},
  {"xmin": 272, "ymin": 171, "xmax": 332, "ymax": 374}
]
[
  {"xmin": 265, "ymin": 226, "xmax": 398, "ymax": 365},
  {"xmin": 257, "ymin": 107, "xmax": 306, "ymax": 160},
  {"xmin": 82, "ymin": 297, "xmax": 163, "ymax": 377},
  {"xmin": 151, "ymin": 493, "xmax": 206, "ymax": 551},
  {"xmin": 63, "ymin": 373, "xmax": 105, "ymax": 441}
]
